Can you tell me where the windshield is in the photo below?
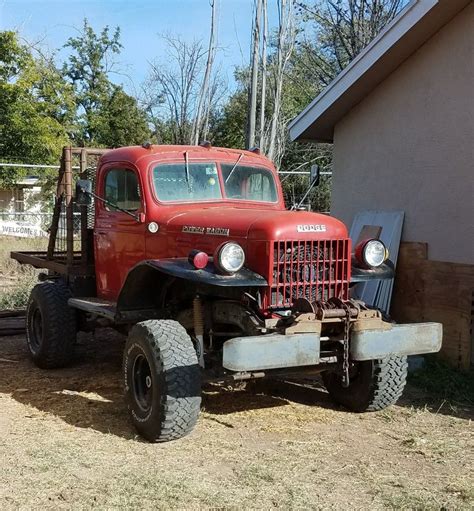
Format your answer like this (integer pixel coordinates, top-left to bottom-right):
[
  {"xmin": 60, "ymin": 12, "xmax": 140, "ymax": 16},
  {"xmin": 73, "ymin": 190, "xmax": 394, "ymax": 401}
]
[
  {"xmin": 221, "ymin": 164, "xmax": 277, "ymax": 202},
  {"xmin": 153, "ymin": 163, "xmax": 221, "ymax": 202},
  {"xmin": 152, "ymin": 161, "xmax": 278, "ymax": 203}
]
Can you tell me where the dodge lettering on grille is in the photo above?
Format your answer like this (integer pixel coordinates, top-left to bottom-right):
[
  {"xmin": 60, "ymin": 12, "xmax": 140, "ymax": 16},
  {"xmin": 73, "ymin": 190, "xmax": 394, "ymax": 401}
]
[{"xmin": 296, "ymin": 224, "xmax": 327, "ymax": 233}]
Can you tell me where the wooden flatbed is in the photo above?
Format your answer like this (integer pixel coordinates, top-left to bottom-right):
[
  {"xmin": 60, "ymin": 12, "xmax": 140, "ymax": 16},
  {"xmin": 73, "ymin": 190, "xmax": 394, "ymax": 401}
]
[{"xmin": 11, "ymin": 251, "xmax": 94, "ymax": 276}]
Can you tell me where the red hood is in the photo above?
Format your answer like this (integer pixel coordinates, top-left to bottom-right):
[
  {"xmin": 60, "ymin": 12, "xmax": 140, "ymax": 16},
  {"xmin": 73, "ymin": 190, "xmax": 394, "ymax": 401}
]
[{"xmin": 160, "ymin": 206, "xmax": 348, "ymax": 241}]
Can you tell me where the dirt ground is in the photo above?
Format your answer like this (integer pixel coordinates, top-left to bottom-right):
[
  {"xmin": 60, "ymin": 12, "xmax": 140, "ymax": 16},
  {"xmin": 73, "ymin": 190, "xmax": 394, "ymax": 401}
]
[{"xmin": 0, "ymin": 329, "xmax": 473, "ymax": 510}]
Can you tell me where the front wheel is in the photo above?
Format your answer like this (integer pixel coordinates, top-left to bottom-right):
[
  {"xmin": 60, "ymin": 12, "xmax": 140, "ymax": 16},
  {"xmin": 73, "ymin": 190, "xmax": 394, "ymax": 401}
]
[
  {"xmin": 124, "ymin": 319, "xmax": 201, "ymax": 442},
  {"xmin": 323, "ymin": 355, "xmax": 408, "ymax": 412}
]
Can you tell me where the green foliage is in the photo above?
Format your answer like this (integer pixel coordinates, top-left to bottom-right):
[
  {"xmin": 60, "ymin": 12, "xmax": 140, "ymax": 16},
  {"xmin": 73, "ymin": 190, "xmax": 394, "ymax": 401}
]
[
  {"xmin": 0, "ymin": 31, "xmax": 71, "ymax": 187},
  {"xmin": 211, "ymin": 66, "xmax": 332, "ymax": 211},
  {"xmin": 92, "ymin": 87, "xmax": 150, "ymax": 148},
  {"xmin": 409, "ymin": 355, "xmax": 474, "ymax": 405},
  {"xmin": 63, "ymin": 19, "xmax": 150, "ymax": 147},
  {"xmin": 0, "ymin": 22, "xmax": 151, "ymax": 191},
  {"xmin": 280, "ymin": 142, "xmax": 332, "ymax": 211},
  {"xmin": 212, "ymin": 88, "xmax": 247, "ymax": 149}
]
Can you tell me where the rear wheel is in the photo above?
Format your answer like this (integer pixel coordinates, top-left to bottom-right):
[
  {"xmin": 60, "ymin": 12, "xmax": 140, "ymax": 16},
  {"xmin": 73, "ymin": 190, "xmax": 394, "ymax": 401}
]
[
  {"xmin": 323, "ymin": 355, "xmax": 408, "ymax": 412},
  {"xmin": 26, "ymin": 281, "xmax": 76, "ymax": 369},
  {"xmin": 124, "ymin": 319, "xmax": 201, "ymax": 442}
]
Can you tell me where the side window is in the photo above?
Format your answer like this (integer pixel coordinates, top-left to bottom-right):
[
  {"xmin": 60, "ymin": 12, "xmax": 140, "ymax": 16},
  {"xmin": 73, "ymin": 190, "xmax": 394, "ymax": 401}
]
[{"xmin": 104, "ymin": 168, "xmax": 141, "ymax": 211}]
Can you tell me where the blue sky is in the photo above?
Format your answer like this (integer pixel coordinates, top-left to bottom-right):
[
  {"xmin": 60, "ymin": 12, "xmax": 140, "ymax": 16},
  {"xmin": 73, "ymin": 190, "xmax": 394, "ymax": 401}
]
[{"xmin": 0, "ymin": 0, "xmax": 273, "ymax": 94}]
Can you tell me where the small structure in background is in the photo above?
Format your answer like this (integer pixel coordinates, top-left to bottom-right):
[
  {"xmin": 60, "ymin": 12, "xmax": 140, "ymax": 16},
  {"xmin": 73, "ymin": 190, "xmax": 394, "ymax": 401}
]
[
  {"xmin": 0, "ymin": 176, "xmax": 42, "ymax": 214},
  {"xmin": 0, "ymin": 176, "xmax": 48, "ymax": 238},
  {"xmin": 289, "ymin": 0, "xmax": 474, "ymax": 370}
]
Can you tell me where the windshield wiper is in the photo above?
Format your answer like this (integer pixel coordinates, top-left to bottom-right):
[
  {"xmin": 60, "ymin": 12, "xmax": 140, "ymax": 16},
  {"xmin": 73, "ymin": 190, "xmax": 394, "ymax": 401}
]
[
  {"xmin": 225, "ymin": 152, "xmax": 244, "ymax": 183},
  {"xmin": 184, "ymin": 151, "xmax": 193, "ymax": 193}
]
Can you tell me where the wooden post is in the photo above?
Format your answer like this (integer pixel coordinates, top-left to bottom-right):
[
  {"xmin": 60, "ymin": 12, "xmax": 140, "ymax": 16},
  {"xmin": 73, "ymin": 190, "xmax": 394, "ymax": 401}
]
[
  {"xmin": 64, "ymin": 147, "xmax": 74, "ymax": 267},
  {"xmin": 47, "ymin": 154, "xmax": 66, "ymax": 260},
  {"xmin": 80, "ymin": 149, "xmax": 89, "ymax": 266}
]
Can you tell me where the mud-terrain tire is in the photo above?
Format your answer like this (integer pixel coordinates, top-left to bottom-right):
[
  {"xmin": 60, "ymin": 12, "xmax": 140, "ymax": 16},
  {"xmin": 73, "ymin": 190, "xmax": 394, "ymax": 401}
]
[
  {"xmin": 124, "ymin": 320, "xmax": 201, "ymax": 442},
  {"xmin": 26, "ymin": 280, "xmax": 77, "ymax": 369},
  {"xmin": 323, "ymin": 355, "xmax": 408, "ymax": 412}
]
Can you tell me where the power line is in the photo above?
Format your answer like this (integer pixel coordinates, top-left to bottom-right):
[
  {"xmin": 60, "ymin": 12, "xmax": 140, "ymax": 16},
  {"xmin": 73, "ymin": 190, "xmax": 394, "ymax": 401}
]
[
  {"xmin": 0, "ymin": 163, "xmax": 80, "ymax": 170},
  {"xmin": 281, "ymin": 171, "xmax": 332, "ymax": 175},
  {"xmin": 0, "ymin": 162, "xmax": 332, "ymax": 176}
]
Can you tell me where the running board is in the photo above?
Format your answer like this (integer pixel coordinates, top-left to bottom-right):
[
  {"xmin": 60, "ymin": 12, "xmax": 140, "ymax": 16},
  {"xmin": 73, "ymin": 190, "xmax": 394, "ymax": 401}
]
[
  {"xmin": 68, "ymin": 297, "xmax": 165, "ymax": 324},
  {"xmin": 68, "ymin": 297, "xmax": 116, "ymax": 320}
]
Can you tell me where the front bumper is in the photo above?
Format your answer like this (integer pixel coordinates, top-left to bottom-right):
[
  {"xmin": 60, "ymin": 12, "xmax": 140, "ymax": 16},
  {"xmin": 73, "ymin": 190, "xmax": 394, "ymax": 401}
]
[
  {"xmin": 222, "ymin": 322, "xmax": 442, "ymax": 372},
  {"xmin": 350, "ymin": 322, "xmax": 442, "ymax": 361}
]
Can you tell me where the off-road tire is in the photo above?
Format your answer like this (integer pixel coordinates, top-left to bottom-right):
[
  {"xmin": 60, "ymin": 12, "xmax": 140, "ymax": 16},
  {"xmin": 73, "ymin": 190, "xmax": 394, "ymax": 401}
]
[
  {"xmin": 124, "ymin": 319, "xmax": 201, "ymax": 442},
  {"xmin": 323, "ymin": 355, "xmax": 408, "ymax": 412},
  {"xmin": 26, "ymin": 280, "xmax": 76, "ymax": 369}
]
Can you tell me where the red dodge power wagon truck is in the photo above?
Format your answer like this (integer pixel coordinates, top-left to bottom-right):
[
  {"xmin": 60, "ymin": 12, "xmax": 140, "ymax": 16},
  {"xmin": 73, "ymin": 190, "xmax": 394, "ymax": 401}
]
[{"xmin": 12, "ymin": 144, "xmax": 442, "ymax": 442}]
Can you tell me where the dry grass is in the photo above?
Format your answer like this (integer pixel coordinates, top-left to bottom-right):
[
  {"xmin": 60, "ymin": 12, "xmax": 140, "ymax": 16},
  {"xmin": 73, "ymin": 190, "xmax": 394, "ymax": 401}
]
[
  {"xmin": 1, "ymin": 328, "xmax": 473, "ymax": 510},
  {"xmin": 0, "ymin": 236, "xmax": 47, "ymax": 309}
]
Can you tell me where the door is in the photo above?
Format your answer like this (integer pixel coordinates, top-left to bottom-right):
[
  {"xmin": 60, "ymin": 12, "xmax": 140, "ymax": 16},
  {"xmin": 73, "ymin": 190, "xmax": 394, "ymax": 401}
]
[{"xmin": 94, "ymin": 165, "xmax": 146, "ymax": 301}]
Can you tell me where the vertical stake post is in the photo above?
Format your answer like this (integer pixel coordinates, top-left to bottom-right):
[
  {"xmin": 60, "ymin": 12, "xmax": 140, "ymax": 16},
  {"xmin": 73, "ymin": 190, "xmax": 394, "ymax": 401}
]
[{"xmin": 65, "ymin": 146, "xmax": 74, "ymax": 267}]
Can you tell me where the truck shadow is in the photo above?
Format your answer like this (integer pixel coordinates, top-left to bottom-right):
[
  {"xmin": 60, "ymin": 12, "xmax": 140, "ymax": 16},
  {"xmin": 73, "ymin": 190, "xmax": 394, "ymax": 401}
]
[
  {"xmin": 1, "ymin": 328, "xmax": 472, "ymax": 441},
  {"xmin": 0, "ymin": 329, "xmax": 294, "ymax": 440}
]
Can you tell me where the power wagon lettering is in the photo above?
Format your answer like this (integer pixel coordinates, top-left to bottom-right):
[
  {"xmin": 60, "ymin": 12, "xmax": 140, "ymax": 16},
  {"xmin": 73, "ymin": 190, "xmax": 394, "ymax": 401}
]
[{"xmin": 182, "ymin": 226, "xmax": 230, "ymax": 236}]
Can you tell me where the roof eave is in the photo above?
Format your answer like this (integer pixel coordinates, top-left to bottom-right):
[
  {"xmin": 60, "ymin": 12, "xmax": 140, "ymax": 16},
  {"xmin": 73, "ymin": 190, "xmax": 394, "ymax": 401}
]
[{"xmin": 289, "ymin": 0, "xmax": 470, "ymax": 142}]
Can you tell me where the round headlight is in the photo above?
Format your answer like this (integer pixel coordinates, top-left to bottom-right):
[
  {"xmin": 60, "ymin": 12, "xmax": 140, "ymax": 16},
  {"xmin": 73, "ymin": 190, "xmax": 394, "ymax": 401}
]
[
  {"xmin": 361, "ymin": 239, "xmax": 387, "ymax": 268},
  {"xmin": 215, "ymin": 242, "xmax": 245, "ymax": 274}
]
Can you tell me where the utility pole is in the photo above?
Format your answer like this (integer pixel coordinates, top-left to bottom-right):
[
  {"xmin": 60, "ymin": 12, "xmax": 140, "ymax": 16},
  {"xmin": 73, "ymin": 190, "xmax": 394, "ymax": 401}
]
[{"xmin": 246, "ymin": 0, "xmax": 262, "ymax": 149}]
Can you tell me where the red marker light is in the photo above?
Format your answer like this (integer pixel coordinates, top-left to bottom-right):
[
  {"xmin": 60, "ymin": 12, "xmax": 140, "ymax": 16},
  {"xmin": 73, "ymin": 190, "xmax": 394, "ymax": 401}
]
[{"xmin": 188, "ymin": 250, "xmax": 209, "ymax": 270}]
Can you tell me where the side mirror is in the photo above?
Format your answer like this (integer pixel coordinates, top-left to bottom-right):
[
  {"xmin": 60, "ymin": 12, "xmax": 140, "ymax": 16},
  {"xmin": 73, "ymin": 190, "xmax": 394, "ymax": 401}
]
[
  {"xmin": 310, "ymin": 164, "xmax": 320, "ymax": 187},
  {"xmin": 76, "ymin": 179, "xmax": 93, "ymax": 205}
]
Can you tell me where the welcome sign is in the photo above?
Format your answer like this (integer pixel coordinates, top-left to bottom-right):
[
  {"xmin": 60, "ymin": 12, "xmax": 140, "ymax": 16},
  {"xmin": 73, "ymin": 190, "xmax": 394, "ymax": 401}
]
[{"xmin": 0, "ymin": 220, "xmax": 48, "ymax": 238}]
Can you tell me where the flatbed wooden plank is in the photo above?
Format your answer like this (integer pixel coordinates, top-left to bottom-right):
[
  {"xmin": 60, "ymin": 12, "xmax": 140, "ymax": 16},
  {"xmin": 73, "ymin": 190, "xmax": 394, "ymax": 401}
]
[
  {"xmin": 11, "ymin": 251, "xmax": 93, "ymax": 275},
  {"xmin": 0, "ymin": 311, "xmax": 26, "ymax": 336},
  {"xmin": 0, "ymin": 309, "xmax": 25, "ymax": 318}
]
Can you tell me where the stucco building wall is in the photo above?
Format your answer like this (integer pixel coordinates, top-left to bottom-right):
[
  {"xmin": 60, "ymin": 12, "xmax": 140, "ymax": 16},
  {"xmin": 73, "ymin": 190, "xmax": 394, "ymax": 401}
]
[{"xmin": 331, "ymin": 2, "xmax": 474, "ymax": 264}]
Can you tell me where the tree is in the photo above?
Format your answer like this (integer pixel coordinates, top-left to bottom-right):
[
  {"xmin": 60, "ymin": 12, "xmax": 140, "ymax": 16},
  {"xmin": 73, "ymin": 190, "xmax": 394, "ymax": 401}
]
[
  {"xmin": 144, "ymin": 34, "xmax": 225, "ymax": 145},
  {"xmin": 93, "ymin": 88, "xmax": 150, "ymax": 148},
  {"xmin": 192, "ymin": 0, "xmax": 218, "ymax": 145},
  {"xmin": 212, "ymin": 84, "xmax": 247, "ymax": 149},
  {"xmin": 0, "ymin": 31, "xmax": 72, "ymax": 187},
  {"xmin": 246, "ymin": 0, "xmax": 262, "ymax": 149},
  {"xmin": 213, "ymin": 1, "xmax": 405, "ymax": 210},
  {"xmin": 258, "ymin": 0, "xmax": 269, "ymax": 150},
  {"xmin": 63, "ymin": 19, "xmax": 150, "ymax": 147},
  {"xmin": 267, "ymin": 0, "xmax": 296, "ymax": 164},
  {"xmin": 295, "ymin": 1, "xmax": 405, "ymax": 82}
]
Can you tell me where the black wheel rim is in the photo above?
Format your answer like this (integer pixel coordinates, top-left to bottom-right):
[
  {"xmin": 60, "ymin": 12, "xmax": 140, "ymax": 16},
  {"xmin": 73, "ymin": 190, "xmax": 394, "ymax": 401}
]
[
  {"xmin": 30, "ymin": 306, "xmax": 43, "ymax": 352},
  {"xmin": 132, "ymin": 354, "xmax": 153, "ymax": 412}
]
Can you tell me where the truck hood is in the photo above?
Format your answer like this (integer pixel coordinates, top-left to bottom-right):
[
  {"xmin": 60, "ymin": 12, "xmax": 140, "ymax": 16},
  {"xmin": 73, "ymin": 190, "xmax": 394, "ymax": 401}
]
[{"xmin": 162, "ymin": 206, "xmax": 348, "ymax": 241}]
